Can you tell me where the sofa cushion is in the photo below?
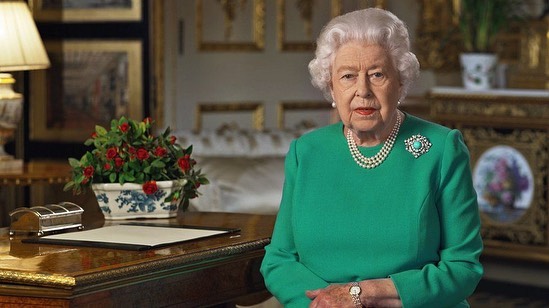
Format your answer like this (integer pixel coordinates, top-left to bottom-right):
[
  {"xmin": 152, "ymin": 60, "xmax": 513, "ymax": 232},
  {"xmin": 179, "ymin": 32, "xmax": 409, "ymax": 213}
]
[{"xmin": 189, "ymin": 156, "xmax": 285, "ymax": 214}]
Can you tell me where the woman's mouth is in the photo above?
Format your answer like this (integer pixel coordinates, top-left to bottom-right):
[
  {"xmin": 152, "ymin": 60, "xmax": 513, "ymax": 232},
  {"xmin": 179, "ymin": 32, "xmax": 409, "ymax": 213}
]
[{"xmin": 354, "ymin": 107, "xmax": 376, "ymax": 116}]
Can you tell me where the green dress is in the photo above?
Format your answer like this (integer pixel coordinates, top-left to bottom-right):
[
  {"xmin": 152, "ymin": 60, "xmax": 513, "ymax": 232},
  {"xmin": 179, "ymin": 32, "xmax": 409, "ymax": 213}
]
[{"xmin": 260, "ymin": 114, "xmax": 483, "ymax": 308}]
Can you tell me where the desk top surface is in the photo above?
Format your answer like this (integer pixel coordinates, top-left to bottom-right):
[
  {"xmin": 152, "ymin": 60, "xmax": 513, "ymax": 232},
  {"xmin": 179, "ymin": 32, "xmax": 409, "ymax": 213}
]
[{"xmin": 0, "ymin": 212, "xmax": 275, "ymax": 291}]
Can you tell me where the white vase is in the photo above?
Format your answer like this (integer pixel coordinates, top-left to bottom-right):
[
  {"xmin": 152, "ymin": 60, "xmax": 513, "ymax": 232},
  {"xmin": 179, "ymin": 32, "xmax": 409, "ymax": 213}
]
[
  {"xmin": 459, "ymin": 53, "xmax": 498, "ymax": 90},
  {"xmin": 92, "ymin": 180, "xmax": 187, "ymax": 220}
]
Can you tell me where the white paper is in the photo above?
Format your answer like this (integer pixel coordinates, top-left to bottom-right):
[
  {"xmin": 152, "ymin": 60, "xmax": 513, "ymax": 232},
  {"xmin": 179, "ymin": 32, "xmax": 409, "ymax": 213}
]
[{"xmin": 41, "ymin": 225, "xmax": 229, "ymax": 247}]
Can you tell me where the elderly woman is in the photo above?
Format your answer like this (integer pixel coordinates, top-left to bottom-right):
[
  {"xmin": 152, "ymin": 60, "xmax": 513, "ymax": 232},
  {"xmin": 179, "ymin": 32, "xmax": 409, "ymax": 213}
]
[{"xmin": 260, "ymin": 8, "xmax": 483, "ymax": 308}]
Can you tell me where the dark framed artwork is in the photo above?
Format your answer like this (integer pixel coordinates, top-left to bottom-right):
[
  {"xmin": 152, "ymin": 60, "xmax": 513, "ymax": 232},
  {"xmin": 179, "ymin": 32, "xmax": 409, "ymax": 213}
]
[
  {"xmin": 30, "ymin": 0, "xmax": 142, "ymax": 22},
  {"xmin": 30, "ymin": 40, "xmax": 143, "ymax": 142}
]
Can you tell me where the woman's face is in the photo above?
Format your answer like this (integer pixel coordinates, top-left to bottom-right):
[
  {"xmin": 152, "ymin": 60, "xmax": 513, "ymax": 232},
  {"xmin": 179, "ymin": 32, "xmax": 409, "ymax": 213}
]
[{"xmin": 330, "ymin": 41, "xmax": 402, "ymax": 138}]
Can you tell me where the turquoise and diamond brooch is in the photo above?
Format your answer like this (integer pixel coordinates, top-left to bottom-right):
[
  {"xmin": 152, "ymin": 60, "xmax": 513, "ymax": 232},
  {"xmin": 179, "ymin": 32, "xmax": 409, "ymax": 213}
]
[{"xmin": 405, "ymin": 135, "xmax": 431, "ymax": 158}]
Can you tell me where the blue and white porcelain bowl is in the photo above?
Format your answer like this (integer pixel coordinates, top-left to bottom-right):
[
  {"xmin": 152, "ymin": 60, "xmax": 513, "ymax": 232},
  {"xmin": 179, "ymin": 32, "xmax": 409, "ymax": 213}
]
[{"xmin": 91, "ymin": 180, "xmax": 187, "ymax": 220}]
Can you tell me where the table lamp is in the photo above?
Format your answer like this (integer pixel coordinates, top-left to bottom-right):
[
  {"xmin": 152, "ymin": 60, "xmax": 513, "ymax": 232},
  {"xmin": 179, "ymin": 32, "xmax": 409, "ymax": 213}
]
[{"xmin": 0, "ymin": 1, "xmax": 50, "ymax": 170}]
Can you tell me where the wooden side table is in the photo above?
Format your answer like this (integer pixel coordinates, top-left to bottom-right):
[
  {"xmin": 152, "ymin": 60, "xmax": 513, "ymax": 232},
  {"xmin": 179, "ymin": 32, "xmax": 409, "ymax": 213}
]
[
  {"xmin": 0, "ymin": 161, "xmax": 72, "ymax": 227},
  {"xmin": 429, "ymin": 87, "xmax": 549, "ymax": 263}
]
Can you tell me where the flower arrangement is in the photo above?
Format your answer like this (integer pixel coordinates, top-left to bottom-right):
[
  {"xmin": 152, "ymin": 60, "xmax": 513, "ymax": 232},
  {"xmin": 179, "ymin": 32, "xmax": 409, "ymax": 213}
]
[{"xmin": 63, "ymin": 117, "xmax": 208, "ymax": 208}]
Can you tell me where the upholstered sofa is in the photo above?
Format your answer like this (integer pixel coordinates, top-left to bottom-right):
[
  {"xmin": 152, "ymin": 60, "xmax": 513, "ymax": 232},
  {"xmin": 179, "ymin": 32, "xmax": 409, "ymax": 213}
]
[{"xmin": 175, "ymin": 128, "xmax": 305, "ymax": 215}]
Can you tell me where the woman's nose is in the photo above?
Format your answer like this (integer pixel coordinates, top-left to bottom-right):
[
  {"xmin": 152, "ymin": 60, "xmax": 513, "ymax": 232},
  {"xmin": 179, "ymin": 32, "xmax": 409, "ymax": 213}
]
[{"xmin": 355, "ymin": 75, "xmax": 372, "ymax": 98}]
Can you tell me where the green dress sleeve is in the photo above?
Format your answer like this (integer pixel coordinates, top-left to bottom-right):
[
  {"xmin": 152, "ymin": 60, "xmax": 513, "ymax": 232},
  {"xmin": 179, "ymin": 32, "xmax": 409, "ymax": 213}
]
[
  {"xmin": 389, "ymin": 130, "xmax": 484, "ymax": 308},
  {"xmin": 260, "ymin": 140, "xmax": 329, "ymax": 307}
]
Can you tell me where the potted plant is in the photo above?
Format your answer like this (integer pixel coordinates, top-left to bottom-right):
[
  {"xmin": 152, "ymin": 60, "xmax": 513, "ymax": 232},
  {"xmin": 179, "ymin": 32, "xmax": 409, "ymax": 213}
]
[
  {"xmin": 456, "ymin": 0, "xmax": 522, "ymax": 89},
  {"xmin": 64, "ymin": 117, "xmax": 209, "ymax": 220}
]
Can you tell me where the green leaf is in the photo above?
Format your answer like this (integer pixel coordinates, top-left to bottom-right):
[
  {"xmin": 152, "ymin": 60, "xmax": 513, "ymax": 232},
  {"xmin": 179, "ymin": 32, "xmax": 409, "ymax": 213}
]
[
  {"xmin": 63, "ymin": 181, "xmax": 75, "ymax": 192},
  {"xmin": 96, "ymin": 125, "xmax": 107, "ymax": 136},
  {"xmin": 68, "ymin": 157, "xmax": 81, "ymax": 168},
  {"xmin": 125, "ymin": 174, "xmax": 136, "ymax": 182},
  {"xmin": 109, "ymin": 172, "xmax": 117, "ymax": 183},
  {"xmin": 151, "ymin": 160, "xmax": 165, "ymax": 168}
]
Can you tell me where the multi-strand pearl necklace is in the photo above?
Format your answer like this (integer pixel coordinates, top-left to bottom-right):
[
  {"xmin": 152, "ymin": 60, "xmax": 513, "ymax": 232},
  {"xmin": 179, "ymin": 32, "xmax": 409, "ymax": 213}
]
[{"xmin": 346, "ymin": 112, "xmax": 402, "ymax": 169}]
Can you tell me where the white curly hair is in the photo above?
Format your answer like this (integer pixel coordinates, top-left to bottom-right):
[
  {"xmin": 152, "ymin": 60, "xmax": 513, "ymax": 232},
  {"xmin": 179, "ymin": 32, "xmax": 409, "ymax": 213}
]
[{"xmin": 308, "ymin": 8, "xmax": 420, "ymax": 102}]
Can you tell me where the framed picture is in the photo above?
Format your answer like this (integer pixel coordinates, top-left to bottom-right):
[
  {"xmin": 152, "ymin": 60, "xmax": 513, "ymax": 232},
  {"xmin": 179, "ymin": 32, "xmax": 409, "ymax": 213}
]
[
  {"xmin": 277, "ymin": 101, "xmax": 334, "ymax": 129},
  {"xmin": 30, "ymin": 40, "xmax": 143, "ymax": 142},
  {"xmin": 30, "ymin": 0, "xmax": 142, "ymax": 22},
  {"xmin": 194, "ymin": 102, "xmax": 264, "ymax": 131},
  {"xmin": 196, "ymin": 0, "xmax": 265, "ymax": 51},
  {"xmin": 464, "ymin": 127, "xmax": 548, "ymax": 259},
  {"xmin": 277, "ymin": 0, "xmax": 385, "ymax": 51}
]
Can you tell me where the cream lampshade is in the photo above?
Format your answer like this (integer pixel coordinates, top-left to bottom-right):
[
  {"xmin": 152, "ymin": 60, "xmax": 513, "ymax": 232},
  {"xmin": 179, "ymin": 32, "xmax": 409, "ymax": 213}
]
[{"xmin": 0, "ymin": 1, "xmax": 50, "ymax": 170}]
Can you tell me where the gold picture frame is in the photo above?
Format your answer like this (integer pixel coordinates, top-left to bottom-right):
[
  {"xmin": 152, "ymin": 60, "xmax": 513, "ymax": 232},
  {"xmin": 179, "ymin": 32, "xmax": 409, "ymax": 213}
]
[
  {"xmin": 29, "ymin": 0, "xmax": 142, "ymax": 22},
  {"xmin": 196, "ymin": 0, "xmax": 265, "ymax": 51},
  {"xmin": 277, "ymin": 0, "xmax": 385, "ymax": 51},
  {"xmin": 464, "ymin": 127, "xmax": 549, "ymax": 262},
  {"xmin": 277, "ymin": 101, "xmax": 334, "ymax": 129},
  {"xmin": 194, "ymin": 102, "xmax": 265, "ymax": 131},
  {"xmin": 30, "ymin": 40, "xmax": 143, "ymax": 142}
]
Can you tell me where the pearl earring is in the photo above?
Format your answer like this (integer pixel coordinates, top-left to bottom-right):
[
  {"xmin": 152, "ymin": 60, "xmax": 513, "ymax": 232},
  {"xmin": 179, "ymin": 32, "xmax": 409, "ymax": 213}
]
[{"xmin": 332, "ymin": 102, "xmax": 336, "ymax": 108}]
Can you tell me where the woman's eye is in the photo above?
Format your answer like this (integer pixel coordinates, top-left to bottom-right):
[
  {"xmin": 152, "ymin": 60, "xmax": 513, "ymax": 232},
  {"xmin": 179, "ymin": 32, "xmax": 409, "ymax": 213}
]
[
  {"xmin": 341, "ymin": 74, "xmax": 355, "ymax": 80},
  {"xmin": 371, "ymin": 72, "xmax": 384, "ymax": 79},
  {"xmin": 369, "ymin": 72, "xmax": 385, "ymax": 84}
]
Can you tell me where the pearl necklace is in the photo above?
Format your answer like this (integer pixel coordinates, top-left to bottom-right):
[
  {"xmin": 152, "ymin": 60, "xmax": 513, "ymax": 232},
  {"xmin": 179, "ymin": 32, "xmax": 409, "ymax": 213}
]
[{"xmin": 346, "ymin": 112, "xmax": 402, "ymax": 169}]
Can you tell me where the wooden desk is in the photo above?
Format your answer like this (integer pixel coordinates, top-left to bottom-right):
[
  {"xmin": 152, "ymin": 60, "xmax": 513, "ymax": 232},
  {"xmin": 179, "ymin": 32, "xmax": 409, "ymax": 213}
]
[{"xmin": 0, "ymin": 212, "xmax": 275, "ymax": 307}]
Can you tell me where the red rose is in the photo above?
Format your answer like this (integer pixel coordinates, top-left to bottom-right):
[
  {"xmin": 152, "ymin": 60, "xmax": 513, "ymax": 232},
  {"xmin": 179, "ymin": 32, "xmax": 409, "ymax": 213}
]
[
  {"xmin": 154, "ymin": 146, "xmax": 167, "ymax": 157},
  {"xmin": 143, "ymin": 117, "xmax": 152, "ymax": 125},
  {"xmin": 81, "ymin": 178, "xmax": 89, "ymax": 184},
  {"xmin": 178, "ymin": 156, "xmax": 191, "ymax": 172},
  {"xmin": 83, "ymin": 166, "xmax": 94, "ymax": 178},
  {"xmin": 170, "ymin": 136, "xmax": 177, "ymax": 144},
  {"xmin": 91, "ymin": 132, "xmax": 98, "ymax": 139},
  {"xmin": 136, "ymin": 148, "xmax": 150, "ymax": 160},
  {"xmin": 142, "ymin": 181, "xmax": 158, "ymax": 195},
  {"xmin": 106, "ymin": 147, "xmax": 117, "ymax": 159},
  {"xmin": 114, "ymin": 157, "xmax": 124, "ymax": 167},
  {"xmin": 119, "ymin": 122, "xmax": 130, "ymax": 133},
  {"xmin": 104, "ymin": 163, "xmax": 112, "ymax": 170}
]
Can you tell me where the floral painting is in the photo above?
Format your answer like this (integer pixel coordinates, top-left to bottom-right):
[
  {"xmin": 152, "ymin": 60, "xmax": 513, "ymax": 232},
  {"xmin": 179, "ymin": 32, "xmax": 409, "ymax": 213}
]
[{"xmin": 473, "ymin": 145, "xmax": 534, "ymax": 223}]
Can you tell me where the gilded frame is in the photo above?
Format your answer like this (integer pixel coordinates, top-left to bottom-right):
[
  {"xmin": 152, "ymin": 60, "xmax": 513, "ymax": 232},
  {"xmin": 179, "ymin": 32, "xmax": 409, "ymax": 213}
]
[
  {"xmin": 29, "ymin": 0, "xmax": 142, "ymax": 22},
  {"xmin": 464, "ymin": 127, "xmax": 548, "ymax": 259},
  {"xmin": 277, "ymin": 0, "xmax": 385, "ymax": 51},
  {"xmin": 196, "ymin": 0, "xmax": 265, "ymax": 51},
  {"xmin": 30, "ymin": 40, "xmax": 143, "ymax": 142},
  {"xmin": 194, "ymin": 102, "xmax": 265, "ymax": 131},
  {"xmin": 277, "ymin": 101, "xmax": 334, "ymax": 129}
]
